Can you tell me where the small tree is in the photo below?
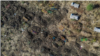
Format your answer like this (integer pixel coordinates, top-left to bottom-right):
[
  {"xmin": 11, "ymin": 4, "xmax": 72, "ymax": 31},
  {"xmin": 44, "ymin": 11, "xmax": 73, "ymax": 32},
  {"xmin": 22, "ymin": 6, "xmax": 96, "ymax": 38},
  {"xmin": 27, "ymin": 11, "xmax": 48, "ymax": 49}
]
[{"xmin": 86, "ymin": 4, "xmax": 94, "ymax": 11}]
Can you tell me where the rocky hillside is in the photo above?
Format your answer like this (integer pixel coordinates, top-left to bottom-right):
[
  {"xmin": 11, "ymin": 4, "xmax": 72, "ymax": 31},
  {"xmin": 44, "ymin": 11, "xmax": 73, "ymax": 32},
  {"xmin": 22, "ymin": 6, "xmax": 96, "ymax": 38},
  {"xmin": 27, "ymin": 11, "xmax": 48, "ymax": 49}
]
[{"xmin": 1, "ymin": 1, "xmax": 100, "ymax": 56}]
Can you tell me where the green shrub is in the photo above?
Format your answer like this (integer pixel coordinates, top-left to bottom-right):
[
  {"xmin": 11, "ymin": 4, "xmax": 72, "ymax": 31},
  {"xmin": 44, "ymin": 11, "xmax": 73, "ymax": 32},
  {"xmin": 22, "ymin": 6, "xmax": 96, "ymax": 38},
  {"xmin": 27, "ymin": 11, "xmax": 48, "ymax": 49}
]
[{"xmin": 86, "ymin": 4, "xmax": 94, "ymax": 11}]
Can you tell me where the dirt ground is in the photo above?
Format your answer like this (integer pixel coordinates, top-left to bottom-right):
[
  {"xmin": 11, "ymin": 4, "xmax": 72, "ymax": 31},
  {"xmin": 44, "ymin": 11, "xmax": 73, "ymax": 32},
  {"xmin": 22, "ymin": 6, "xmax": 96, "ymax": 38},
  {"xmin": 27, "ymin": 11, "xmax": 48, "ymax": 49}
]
[{"xmin": 1, "ymin": 1, "xmax": 100, "ymax": 56}]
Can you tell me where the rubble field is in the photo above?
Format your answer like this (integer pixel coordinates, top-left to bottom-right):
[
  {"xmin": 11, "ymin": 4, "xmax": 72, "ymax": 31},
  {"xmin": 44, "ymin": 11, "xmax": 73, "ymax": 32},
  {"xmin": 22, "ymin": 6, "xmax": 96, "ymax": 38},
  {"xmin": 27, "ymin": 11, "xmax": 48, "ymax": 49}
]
[{"xmin": 1, "ymin": 1, "xmax": 100, "ymax": 56}]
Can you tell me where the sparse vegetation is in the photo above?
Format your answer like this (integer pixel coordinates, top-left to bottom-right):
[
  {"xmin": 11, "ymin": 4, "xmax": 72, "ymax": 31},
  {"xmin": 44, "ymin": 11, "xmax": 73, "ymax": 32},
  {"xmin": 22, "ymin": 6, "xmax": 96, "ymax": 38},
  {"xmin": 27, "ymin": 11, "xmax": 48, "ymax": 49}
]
[
  {"xmin": 38, "ymin": 0, "xmax": 49, "ymax": 4},
  {"xmin": 71, "ymin": 19, "xmax": 76, "ymax": 21},
  {"xmin": 77, "ymin": 29, "xmax": 81, "ymax": 32}
]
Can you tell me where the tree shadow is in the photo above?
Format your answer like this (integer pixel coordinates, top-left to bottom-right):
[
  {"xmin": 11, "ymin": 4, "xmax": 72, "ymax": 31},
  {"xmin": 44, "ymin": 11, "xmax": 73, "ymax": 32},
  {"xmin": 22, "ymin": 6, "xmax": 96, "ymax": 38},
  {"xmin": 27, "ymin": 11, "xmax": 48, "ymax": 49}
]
[
  {"xmin": 1, "ymin": 20, "xmax": 4, "ymax": 27},
  {"xmin": 72, "ymin": 13, "xmax": 78, "ymax": 15},
  {"xmin": 61, "ymin": 35, "xmax": 66, "ymax": 39},
  {"xmin": 78, "ymin": 15, "xmax": 81, "ymax": 20},
  {"xmin": 43, "ymin": 31, "xmax": 49, "ymax": 38},
  {"xmin": 28, "ymin": 31, "xmax": 34, "ymax": 39},
  {"xmin": 94, "ymin": 4, "xmax": 100, "ymax": 9}
]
